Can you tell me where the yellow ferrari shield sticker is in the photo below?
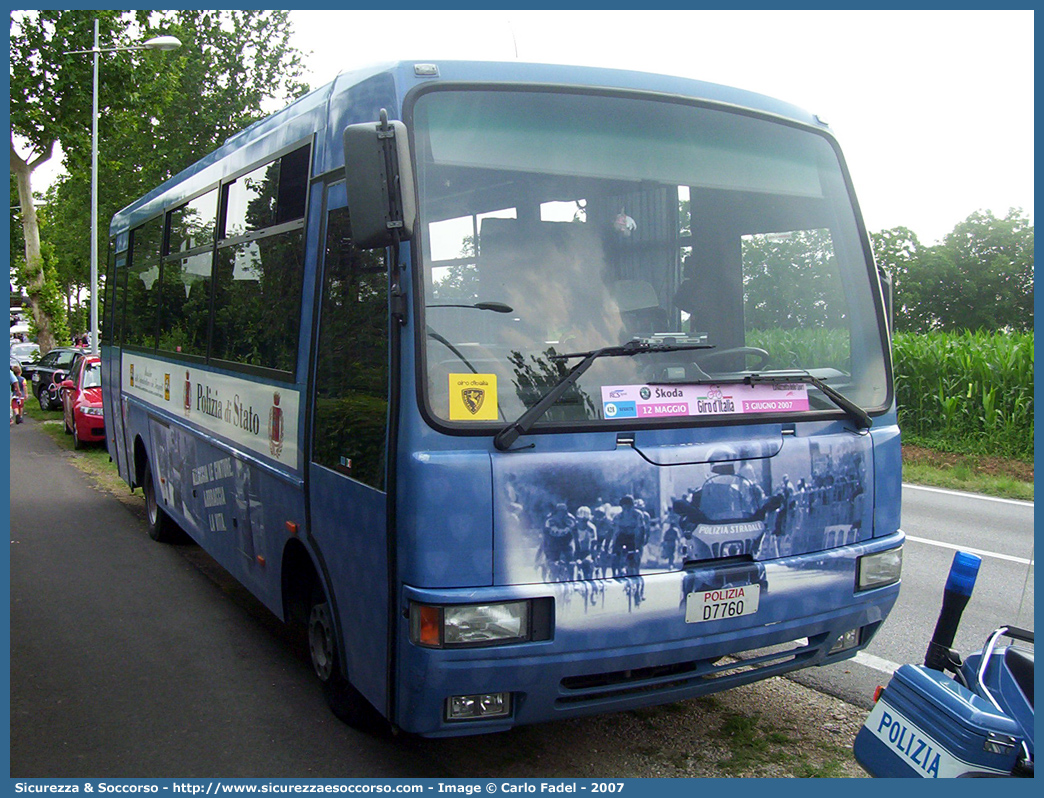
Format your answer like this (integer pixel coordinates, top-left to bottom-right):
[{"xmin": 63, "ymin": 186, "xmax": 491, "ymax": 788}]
[{"xmin": 449, "ymin": 374, "xmax": 498, "ymax": 421}]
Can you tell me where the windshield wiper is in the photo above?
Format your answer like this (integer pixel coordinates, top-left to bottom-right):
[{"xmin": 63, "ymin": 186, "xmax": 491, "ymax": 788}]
[
  {"xmin": 493, "ymin": 339, "xmax": 713, "ymax": 451},
  {"xmin": 744, "ymin": 372, "xmax": 872, "ymax": 429},
  {"xmin": 427, "ymin": 301, "xmax": 513, "ymax": 313}
]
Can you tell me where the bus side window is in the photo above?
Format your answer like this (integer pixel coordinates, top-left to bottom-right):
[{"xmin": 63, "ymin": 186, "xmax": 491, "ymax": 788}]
[
  {"xmin": 101, "ymin": 243, "xmax": 117, "ymax": 346},
  {"xmin": 211, "ymin": 147, "xmax": 309, "ymax": 374},
  {"xmin": 211, "ymin": 231, "xmax": 305, "ymax": 372},
  {"xmin": 159, "ymin": 251, "xmax": 214, "ymax": 358},
  {"xmin": 112, "ymin": 251, "xmax": 127, "ymax": 347},
  {"xmin": 125, "ymin": 216, "xmax": 163, "ymax": 349},
  {"xmin": 159, "ymin": 190, "xmax": 219, "ymax": 358},
  {"xmin": 311, "ymin": 204, "xmax": 389, "ymax": 490}
]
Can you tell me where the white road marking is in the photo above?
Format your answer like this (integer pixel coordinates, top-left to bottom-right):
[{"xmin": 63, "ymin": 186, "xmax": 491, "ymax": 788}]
[
  {"xmin": 854, "ymin": 650, "xmax": 901, "ymax": 675},
  {"xmin": 905, "ymin": 535, "xmax": 1034, "ymax": 566},
  {"xmin": 852, "ymin": 486, "xmax": 1033, "ymax": 680},
  {"xmin": 902, "ymin": 483, "xmax": 1033, "ymax": 507}
]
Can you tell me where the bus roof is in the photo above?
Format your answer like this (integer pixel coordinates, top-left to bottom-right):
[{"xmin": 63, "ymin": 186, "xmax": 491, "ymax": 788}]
[{"xmin": 110, "ymin": 59, "xmax": 826, "ymax": 236}]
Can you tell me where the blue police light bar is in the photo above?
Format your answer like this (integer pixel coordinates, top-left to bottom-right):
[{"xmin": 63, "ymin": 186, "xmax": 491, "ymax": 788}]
[{"xmin": 945, "ymin": 551, "xmax": 982, "ymax": 598}]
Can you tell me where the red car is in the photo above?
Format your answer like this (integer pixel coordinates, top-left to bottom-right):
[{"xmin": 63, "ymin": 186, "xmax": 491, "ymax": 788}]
[{"xmin": 61, "ymin": 355, "xmax": 105, "ymax": 449}]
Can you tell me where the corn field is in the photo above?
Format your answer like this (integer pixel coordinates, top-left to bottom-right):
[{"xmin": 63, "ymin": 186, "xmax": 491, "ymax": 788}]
[
  {"xmin": 747, "ymin": 329, "xmax": 1034, "ymax": 460},
  {"xmin": 892, "ymin": 331, "xmax": 1034, "ymax": 460}
]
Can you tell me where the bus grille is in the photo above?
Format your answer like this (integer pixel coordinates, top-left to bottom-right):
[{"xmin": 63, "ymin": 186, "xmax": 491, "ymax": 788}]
[{"xmin": 557, "ymin": 634, "xmax": 826, "ymax": 705}]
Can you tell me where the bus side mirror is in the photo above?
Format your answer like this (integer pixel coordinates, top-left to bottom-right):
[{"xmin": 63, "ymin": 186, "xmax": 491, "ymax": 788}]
[{"xmin": 342, "ymin": 111, "xmax": 416, "ymax": 250}]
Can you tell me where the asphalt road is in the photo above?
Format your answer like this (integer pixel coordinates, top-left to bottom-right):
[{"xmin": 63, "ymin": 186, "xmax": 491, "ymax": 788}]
[
  {"xmin": 8, "ymin": 421, "xmax": 435, "ymax": 778},
  {"xmin": 788, "ymin": 483, "xmax": 1034, "ymax": 707},
  {"xmin": 9, "ymin": 418, "xmax": 1033, "ymax": 776}
]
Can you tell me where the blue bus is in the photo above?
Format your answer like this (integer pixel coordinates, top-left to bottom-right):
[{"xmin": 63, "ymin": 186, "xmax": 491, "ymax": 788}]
[{"xmin": 101, "ymin": 60, "xmax": 903, "ymax": 737}]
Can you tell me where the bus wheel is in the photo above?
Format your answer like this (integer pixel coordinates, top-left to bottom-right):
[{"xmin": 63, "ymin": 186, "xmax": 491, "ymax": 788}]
[
  {"xmin": 143, "ymin": 459, "xmax": 179, "ymax": 543},
  {"xmin": 308, "ymin": 597, "xmax": 387, "ymax": 733}
]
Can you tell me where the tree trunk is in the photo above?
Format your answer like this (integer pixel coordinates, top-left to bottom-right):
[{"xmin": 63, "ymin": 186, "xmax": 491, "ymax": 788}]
[{"xmin": 10, "ymin": 139, "xmax": 57, "ymax": 353}]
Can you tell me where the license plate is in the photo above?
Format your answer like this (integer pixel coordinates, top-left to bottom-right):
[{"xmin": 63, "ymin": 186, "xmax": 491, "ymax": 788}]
[{"xmin": 685, "ymin": 584, "xmax": 760, "ymax": 623}]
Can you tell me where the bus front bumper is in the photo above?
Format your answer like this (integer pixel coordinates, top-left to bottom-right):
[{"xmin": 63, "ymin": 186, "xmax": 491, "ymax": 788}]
[{"xmin": 394, "ymin": 533, "xmax": 903, "ymax": 737}]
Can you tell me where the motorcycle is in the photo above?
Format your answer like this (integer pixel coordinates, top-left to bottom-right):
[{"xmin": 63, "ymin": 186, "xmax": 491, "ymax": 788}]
[{"xmin": 853, "ymin": 550, "xmax": 1034, "ymax": 778}]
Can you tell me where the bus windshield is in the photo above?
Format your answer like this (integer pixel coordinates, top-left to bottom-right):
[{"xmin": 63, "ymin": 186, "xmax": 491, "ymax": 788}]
[{"xmin": 413, "ymin": 88, "xmax": 889, "ymax": 428}]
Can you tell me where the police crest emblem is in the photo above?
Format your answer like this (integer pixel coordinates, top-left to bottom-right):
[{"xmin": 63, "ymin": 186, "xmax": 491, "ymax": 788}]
[
  {"xmin": 448, "ymin": 373, "xmax": 498, "ymax": 420},
  {"xmin": 461, "ymin": 387, "xmax": 485, "ymax": 415}
]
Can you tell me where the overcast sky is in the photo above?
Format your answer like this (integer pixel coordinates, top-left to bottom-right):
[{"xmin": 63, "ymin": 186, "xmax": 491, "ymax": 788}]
[
  {"xmin": 25, "ymin": 9, "xmax": 1033, "ymax": 247},
  {"xmin": 287, "ymin": 8, "xmax": 1034, "ymax": 246}
]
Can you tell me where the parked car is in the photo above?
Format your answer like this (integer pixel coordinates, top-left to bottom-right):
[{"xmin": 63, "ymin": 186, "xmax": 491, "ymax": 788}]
[
  {"xmin": 24, "ymin": 347, "xmax": 84, "ymax": 410},
  {"xmin": 60, "ymin": 355, "xmax": 105, "ymax": 449},
  {"xmin": 10, "ymin": 341, "xmax": 40, "ymax": 366}
]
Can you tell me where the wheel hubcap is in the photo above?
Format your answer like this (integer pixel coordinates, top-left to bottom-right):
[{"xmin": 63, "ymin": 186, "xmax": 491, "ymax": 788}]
[{"xmin": 309, "ymin": 602, "xmax": 335, "ymax": 682}]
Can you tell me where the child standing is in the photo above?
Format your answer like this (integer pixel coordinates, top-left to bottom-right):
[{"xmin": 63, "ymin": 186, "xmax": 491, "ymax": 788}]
[
  {"xmin": 11, "ymin": 363, "xmax": 26, "ymax": 424},
  {"xmin": 10, "ymin": 367, "xmax": 17, "ymax": 426}
]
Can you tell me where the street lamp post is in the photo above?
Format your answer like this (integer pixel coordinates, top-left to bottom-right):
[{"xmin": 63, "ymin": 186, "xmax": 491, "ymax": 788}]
[{"xmin": 66, "ymin": 20, "xmax": 181, "ymax": 356}]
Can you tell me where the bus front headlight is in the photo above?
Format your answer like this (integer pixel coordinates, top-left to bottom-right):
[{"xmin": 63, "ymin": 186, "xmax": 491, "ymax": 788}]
[
  {"xmin": 411, "ymin": 600, "xmax": 530, "ymax": 648},
  {"xmin": 857, "ymin": 546, "xmax": 903, "ymax": 591}
]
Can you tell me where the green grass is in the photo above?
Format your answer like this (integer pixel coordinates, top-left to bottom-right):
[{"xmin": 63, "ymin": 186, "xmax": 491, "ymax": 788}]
[
  {"xmin": 23, "ymin": 405, "xmax": 59, "ymax": 424},
  {"xmin": 709, "ymin": 711, "xmax": 854, "ymax": 777},
  {"xmin": 902, "ymin": 459, "xmax": 1032, "ymax": 501},
  {"xmin": 21, "ymin": 406, "xmax": 128, "ymax": 493}
]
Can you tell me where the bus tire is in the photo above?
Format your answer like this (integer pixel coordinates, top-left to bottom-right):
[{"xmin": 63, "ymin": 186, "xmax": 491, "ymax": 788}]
[
  {"xmin": 308, "ymin": 597, "xmax": 388, "ymax": 734},
  {"xmin": 143, "ymin": 459, "xmax": 180, "ymax": 543}
]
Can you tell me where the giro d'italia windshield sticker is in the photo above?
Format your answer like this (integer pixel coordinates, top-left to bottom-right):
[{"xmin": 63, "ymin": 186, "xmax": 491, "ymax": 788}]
[
  {"xmin": 494, "ymin": 435, "xmax": 871, "ymax": 614},
  {"xmin": 448, "ymin": 373, "xmax": 499, "ymax": 421},
  {"xmin": 122, "ymin": 353, "xmax": 299, "ymax": 469},
  {"xmin": 601, "ymin": 382, "xmax": 809, "ymax": 420}
]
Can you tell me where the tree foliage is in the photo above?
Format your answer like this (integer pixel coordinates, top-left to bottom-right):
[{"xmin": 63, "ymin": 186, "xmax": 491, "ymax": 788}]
[
  {"xmin": 741, "ymin": 228, "xmax": 845, "ymax": 330},
  {"xmin": 10, "ymin": 10, "xmax": 126, "ymax": 350},
  {"xmin": 872, "ymin": 209, "xmax": 1034, "ymax": 333},
  {"xmin": 10, "ymin": 10, "xmax": 309, "ymax": 351}
]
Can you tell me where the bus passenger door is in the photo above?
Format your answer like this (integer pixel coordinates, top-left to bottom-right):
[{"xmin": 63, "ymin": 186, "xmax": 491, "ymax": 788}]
[
  {"xmin": 306, "ymin": 184, "xmax": 390, "ymax": 715},
  {"xmin": 104, "ymin": 244, "xmax": 133, "ymax": 485}
]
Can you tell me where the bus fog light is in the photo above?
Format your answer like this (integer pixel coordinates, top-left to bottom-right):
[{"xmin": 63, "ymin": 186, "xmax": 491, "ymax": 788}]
[
  {"xmin": 829, "ymin": 628, "xmax": 860, "ymax": 654},
  {"xmin": 447, "ymin": 692, "xmax": 512, "ymax": 720},
  {"xmin": 857, "ymin": 547, "xmax": 902, "ymax": 591}
]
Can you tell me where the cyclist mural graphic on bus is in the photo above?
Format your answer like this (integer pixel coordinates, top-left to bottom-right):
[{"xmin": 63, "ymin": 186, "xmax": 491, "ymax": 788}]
[{"xmin": 494, "ymin": 436, "xmax": 869, "ymax": 613}]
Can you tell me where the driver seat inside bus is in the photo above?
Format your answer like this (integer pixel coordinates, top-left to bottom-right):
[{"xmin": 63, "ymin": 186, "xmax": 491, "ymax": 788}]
[
  {"xmin": 608, "ymin": 279, "xmax": 670, "ymax": 338},
  {"xmin": 477, "ymin": 217, "xmax": 627, "ymax": 351}
]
